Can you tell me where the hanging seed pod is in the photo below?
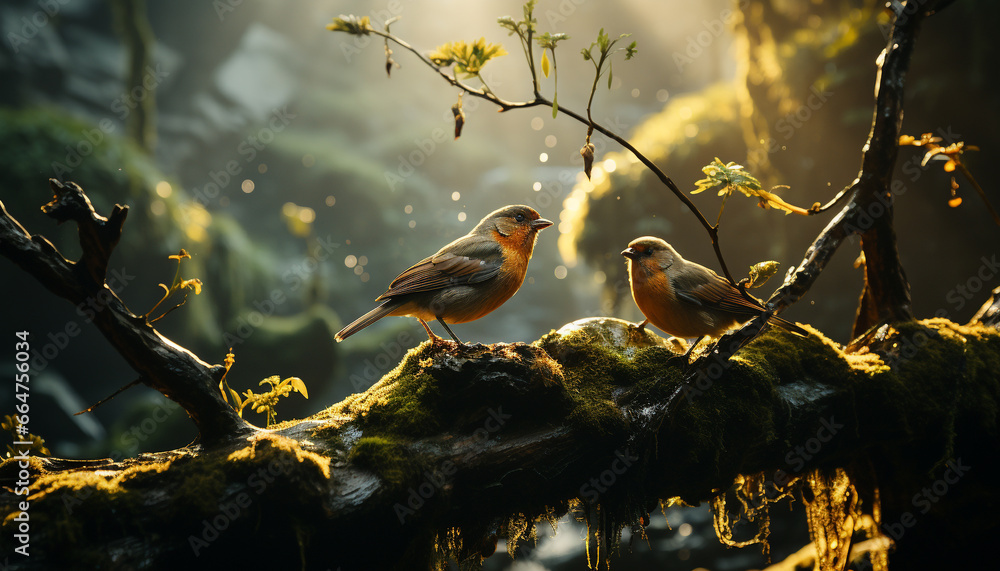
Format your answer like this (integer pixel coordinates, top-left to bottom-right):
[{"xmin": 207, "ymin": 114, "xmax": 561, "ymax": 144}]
[
  {"xmin": 451, "ymin": 94, "xmax": 465, "ymax": 140},
  {"xmin": 383, "ymin": 17, "xmax": 400, "ymax": 77},
  {"xmin": 580, "ymin": 142, "xmax": 595, "ymax": 179}
]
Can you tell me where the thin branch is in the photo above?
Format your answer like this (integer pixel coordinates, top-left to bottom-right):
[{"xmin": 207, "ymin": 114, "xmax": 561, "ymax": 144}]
[
  {"xmin": 365, "ymin": 28, "xmax": 738, "ymax": 284},
  {"xmin": 75, "ymin": 377, "xmax": 143, "ymax": 415},
  {"xmin": 955, "ymin": 162, "xmax": 1000, "ymax": 226}
]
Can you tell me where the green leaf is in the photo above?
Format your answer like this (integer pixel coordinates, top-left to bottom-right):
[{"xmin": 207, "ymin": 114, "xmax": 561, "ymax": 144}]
[
  {"xmin": 625, "ymin": 40, "xmax": 638, "ymax": 60},
  {"xmin": 747, "ymin": 261, "xmax": 780, "ymax": 289},
  {"xmin": 597, "ymin": 28, "xmax": 609, "ymax": 52},
  {"xmin": 607, "ymin": 64, "xmax": 613, "ymax": 89},
  {"xmin": 229, "ymin": 388, "xmax": 243, "ymax": 409},
  {"xmin": 552, "ymin": 94, "xmax": 558, "ymax": 119},
  {"xmin": 692, "ymin": 158, "xmax": 762, "ymax": 197}
]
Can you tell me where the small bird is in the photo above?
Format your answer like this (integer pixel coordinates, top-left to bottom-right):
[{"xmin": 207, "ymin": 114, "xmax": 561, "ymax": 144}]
[
  {"xmin": 622, "ymin": 236, "xmax": 806, "ymax": 346},
  {"xmin": 335, "ymin": 205, "xmax": 552, "ymax": 344}
]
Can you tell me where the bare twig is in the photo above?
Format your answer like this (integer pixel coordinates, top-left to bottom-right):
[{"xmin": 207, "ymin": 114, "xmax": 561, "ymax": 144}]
[{"xmin": 75, "ymin": 377, "xmax": 143, "ymax": 415}]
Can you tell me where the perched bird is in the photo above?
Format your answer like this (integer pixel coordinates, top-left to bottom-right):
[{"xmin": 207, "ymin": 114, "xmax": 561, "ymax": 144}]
[
  {"xmin": 622, "ymin": 236, "xmax": 806, "ymax": 345},
  {"xmin": 335, "ymin": 205, "xmax": 552, "ymax": 344}
]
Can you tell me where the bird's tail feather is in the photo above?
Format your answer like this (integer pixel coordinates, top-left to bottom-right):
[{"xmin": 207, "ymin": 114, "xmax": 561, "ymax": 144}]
[
  {"xmin": 768, "ymin": 314, "xmax": 809, "ymax": 337},
  {"xmin": 335, "ymin": 302, "xmax": 396, "ymax": 342}
]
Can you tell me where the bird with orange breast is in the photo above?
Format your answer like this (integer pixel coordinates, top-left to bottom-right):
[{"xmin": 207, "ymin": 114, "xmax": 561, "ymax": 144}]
[
  {"xmin": 335, "ymin": 205, "xmax": 552, "ymax": 344},
  {"xmin": 622, "ymin": 236, "xmax": 806, "ymax": 349}
]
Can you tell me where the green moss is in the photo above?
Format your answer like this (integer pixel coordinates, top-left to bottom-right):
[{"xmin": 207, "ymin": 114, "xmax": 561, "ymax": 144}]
[
  {"xmin": 349, "ymin": 436, "xmax": 420, "ymax": 486},
  {"xmin": 873, "ymin": 320, "xmax": 1000, "ymax": 472},
  {"xmin": 317, "ymin": 340, "xmax": 443, "ymax": 437},
  {"xmin": 537, "ymin": 319, "xmax": 686, "ymax": 437}
]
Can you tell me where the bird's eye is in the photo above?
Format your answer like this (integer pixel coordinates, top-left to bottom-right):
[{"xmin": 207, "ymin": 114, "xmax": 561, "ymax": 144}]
[{"xmin": 514, "ymin": 213, "xmax": 526, "ymax": 222}]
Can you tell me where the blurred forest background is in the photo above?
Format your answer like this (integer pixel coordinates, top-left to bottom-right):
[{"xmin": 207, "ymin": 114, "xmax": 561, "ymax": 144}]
[{"xmin": 0, "ymin": 0, "xmax": 996, "ymax": 568}]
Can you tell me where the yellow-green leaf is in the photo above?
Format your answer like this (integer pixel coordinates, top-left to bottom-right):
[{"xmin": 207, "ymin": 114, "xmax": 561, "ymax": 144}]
[
  {"xmin": 179, "ymin": 278, "xmax": 202, "ymax": 295},
  {"xmin": 428, "ymin": 38, "xmax": 508, "ymax": 79},
  {"xmin": 325, "ymin": 15, "xmax": 372, "ymax": 35},
  {"xmin": 287, "ymin": 377, "xmax": 309, "ymax": 399},
  {"xmin": 541, "ymin": 50, "xmax": 550, "ymax": 78},
  {"xmin": 747, "ymin": 261, "xmax": 780, "ymax": 289},
  {"xmin": 229, "ymin": 388, "xmax": 243, "ymax": 409},
  {"xmin": 692, "ymin": 158, "xmax": 762, "ymax": 197}
]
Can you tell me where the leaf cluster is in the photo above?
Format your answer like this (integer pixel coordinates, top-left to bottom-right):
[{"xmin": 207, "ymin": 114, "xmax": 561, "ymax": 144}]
[
  {"xmin": 900, "ymin": 132, "xmax": 997, "ymax": 223},
  {"xmin": 581, "ymin": 28, "xmax": 637, "ymax": 90},
  {"xmin": 325, "ymin": 14, "xmax": 372, "ymax": 35},
  {"xmin": 2, "ymin": 414, "xmax": 49, "ymax": 458},
  {"xmin": 694, "ymin": 158, "xmax": 809, "ymax": 217},
  {"xmin": 429, "ymin": 38, "xmax": 509, "ymax": 79},
  {"xmin": 224, "ymin": 375, "xmax": 309, "ymax": 428}
]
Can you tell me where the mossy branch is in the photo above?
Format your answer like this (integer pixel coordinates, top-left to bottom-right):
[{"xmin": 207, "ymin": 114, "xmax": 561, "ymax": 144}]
[
  {"xmin": 0, "ymin": 180, "xmax": 250, "ymax": 443},
  {"xmin": 3, "ymin": 316, "xmax": 997, "ymax": 569}
]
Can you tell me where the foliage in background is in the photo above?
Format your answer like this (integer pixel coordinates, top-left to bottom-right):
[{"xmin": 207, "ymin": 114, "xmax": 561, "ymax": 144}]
[{"xmin": 3, "ymin": 414, "xmax": 49, "ymax": 458}]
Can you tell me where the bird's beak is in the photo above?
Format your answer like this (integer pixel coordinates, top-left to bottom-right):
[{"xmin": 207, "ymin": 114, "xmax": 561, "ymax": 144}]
[
  {"xmin": 531, "ymin": 218, "xmax": 553, "ymax": 230},
  {"xmin": 621, "ymin": 247, "xmax": 638, "ymax": 260}
]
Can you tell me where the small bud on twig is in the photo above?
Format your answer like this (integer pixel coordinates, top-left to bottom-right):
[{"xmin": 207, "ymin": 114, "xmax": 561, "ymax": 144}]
[
  {"xmin": 580, "ymin": 142, "xmax": 595, "ymax": 179},
  {"xmin": 452, "ymin": 94, "xmax": 466, "ymax": 139}
]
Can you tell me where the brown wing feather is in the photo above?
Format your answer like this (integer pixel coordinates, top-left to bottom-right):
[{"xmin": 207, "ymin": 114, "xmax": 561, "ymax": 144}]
[
  {"xmin": 673, "ymin": 267, "xmax": 764, "ymax": 316},
  {"xmin": 375, "ymin": 236, "xmax": 502, "ymax": 301}
]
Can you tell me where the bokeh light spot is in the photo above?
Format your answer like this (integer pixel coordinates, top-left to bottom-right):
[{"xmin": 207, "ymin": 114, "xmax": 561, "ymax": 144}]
[{"xmin": 155, "ymin": 181, "xmax": 172, "ymax": 198}]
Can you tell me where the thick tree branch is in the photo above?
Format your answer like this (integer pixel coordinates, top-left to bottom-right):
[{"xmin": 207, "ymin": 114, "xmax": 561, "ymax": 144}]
[
  {"xmin": 0, "ymin": 180, "xmax": 250, "ymax": 443},
  {"xmin": 766, "ymin": 1, "xmax": 943, "ymax": 334},
  {"xmin": 2, "ymin": 317, "xmax": 997, "ymax": 569}
]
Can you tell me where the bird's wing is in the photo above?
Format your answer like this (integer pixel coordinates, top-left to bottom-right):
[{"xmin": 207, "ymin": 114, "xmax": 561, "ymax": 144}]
[
  {"xmin": 672, "ymin": 270, "xmax": 764, "ymax": 316},
  {"xmin": 376, "ymin": 235, "xmax": 503, "ymax": 300}
]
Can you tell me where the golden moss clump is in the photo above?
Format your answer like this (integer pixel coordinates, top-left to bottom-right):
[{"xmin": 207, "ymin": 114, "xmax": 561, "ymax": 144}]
[
  {"xmin": 229, "ymin": 432, "xmax": 331, "ymax": 480},
  {"xmin": 315, "ymin": 340, "xmax": 444, "ymax": 437},
  {"xmin": 0, "ymin": 431, "xmax": 335, "ymax": 568}
]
